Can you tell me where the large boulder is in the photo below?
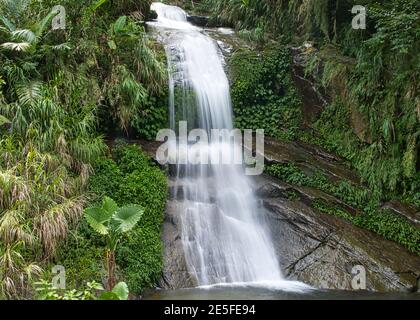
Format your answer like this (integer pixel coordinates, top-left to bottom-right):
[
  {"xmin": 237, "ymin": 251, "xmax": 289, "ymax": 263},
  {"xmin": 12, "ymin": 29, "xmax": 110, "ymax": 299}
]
[{"xmin": 255, "ymin": 176, "xmax": 420, "ymax": 292}]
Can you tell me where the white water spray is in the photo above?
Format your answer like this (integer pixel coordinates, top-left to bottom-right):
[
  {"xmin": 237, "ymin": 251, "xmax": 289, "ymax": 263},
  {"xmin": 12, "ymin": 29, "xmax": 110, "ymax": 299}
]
[{"xmin": 149, "ymin": 2, "xmax": 310, "ymax": 291}]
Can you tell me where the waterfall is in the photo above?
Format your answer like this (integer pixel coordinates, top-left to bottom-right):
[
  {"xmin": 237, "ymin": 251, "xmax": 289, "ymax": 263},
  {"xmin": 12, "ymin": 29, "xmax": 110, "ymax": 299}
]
[{"xmin": 149, "ymin": 2, "xmax": 310, "ymax": 291}]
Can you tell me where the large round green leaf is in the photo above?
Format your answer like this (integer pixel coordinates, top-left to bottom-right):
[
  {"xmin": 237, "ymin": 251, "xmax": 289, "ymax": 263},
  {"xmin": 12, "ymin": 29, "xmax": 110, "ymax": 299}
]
[
  {"xmin": 84, "ymin": 206, "xmax": 111, "ymax": 235},
  {"xmin": 112, "ymin": 282, "xmax": 129, "ymax": 300},
  {"xmin": 102, "ymin": 196, "xmax": 119, "ymax": 216},
  {"xmin": 112, "ymin": 205, "xmax": 143, "ymax": 233}
]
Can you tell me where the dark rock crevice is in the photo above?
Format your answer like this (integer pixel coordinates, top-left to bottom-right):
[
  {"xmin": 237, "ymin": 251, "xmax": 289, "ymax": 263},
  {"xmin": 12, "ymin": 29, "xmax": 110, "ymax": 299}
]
[
  {"xmin": 284, "ymin": 233, "xmax": 333, "ymax": 277},
  {"xmin": 187, "ymin": 15, "xmax": 209, "ymax": 27}
]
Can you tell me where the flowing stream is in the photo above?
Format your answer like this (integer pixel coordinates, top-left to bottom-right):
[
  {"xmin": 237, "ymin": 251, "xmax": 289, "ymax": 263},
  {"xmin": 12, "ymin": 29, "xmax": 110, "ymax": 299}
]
[{"xmin": 149, "ymin": 2, "xmax": 309, "ymax": 291}]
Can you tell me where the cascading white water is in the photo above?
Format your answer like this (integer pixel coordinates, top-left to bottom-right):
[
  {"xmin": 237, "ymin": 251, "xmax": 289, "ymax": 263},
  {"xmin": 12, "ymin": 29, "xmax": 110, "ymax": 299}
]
[{"xmin": 149, "ymin": 2, "xmax": 310, "ymax": 291}]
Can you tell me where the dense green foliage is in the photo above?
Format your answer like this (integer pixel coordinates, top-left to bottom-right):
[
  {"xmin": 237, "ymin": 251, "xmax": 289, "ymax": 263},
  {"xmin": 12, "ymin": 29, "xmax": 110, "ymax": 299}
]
[
  {"xmin": 206, "ymin": 0, "xmax": 420, "ymax": 208},
  {"xmin": 230, "ymin": 44, "xmax": 302, "ymax": 140},
  {"xmin": 1, "ymin": 0, "xmax": 419, "ymax": 299},
  {"xmin": 0, "ymin": 0, "xmax": 168, "ymax": 299},
  {"xmin": 267, "ymin": 163, "xmax": 420, "ymax": 255},
  {"xmin": 35, "ymin": 279, "xmax": 129, "ymax": 300},
  {"xmin": 56, "ymin": 144, "xmax": 167, "ymax": 296},
  {"xmin": 303, "ymin": 2, "xmax": 420, "ymax": 202},
  {"xmin": 87, "ymin": 143, "xmax": 168, "ymax": 294},
  {"xmin": 0, "ymin": 0, "xmax": 167, "ymax": 138},
  {"xmin": 54, "ymin": 226, "xmax": 104, "ymax": 290},
  {"xmin": 203, "ymin": 0, "xmax": 412, "ymax": 46}
]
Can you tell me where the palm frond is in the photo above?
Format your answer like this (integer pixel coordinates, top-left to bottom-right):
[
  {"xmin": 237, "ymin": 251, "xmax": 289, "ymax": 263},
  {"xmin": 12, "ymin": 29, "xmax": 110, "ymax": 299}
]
[
  {"xmin": 0, "ymin": 15, "xmax": 16, "ymax": 32},
  {"xmin": 11, "ymin": 29, "xmax": 35, "ymax": 43},
  {"xmin": 16, "ymin": 81, "xmax": 42, "ymax": 106},
  {"xmin": 1, "ymin": 42, "xmax": 30, "ymax": 51}
]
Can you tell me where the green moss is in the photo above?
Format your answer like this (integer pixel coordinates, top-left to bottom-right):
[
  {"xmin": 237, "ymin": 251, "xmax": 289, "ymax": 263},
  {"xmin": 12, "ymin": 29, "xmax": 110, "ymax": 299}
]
[
  {"xmin": 313, "ymin": 198, "xmax": 356, "ymax": 222},
  {"xmin": 266, "ymin": 162, "xmax": 375, "ymax": 210},
  {"xmin": 284, "ymin": 189, "xmax": 300, "ymax": 201},
  {"xmin": 354, "ymin": 210, "xmax": 420, "ymax": 254},
  {"xmin": 230, "ymin": 44, "xmax": 302, "ymax": 140},
  {"xmin": 314, "ymin": 198, "xmax": 420, "ymax": 255},
  {"xmin": 131, "ymin": 93, "xmax": 169, "ymax": 141}
]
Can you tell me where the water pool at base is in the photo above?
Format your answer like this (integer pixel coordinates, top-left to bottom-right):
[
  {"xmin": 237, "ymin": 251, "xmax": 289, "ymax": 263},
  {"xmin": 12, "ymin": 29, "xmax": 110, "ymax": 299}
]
[{"xmin": 144, "ymin": 286, "xmax": 420, "ymax": 300}]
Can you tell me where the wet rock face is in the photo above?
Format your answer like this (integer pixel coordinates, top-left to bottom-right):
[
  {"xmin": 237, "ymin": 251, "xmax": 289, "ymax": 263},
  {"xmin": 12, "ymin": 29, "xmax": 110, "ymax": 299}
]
[
  {"xmin": 161, "ymin": 174, "xmax": 420, "ymax": 292},
  {"xmin": 262, "ymin": 137, "xmax": 360, "ymax": 184},
  {"xmin": 187, "ymin": 15, "xmax": 209, "ymax": 27},
  {"xmin": 137, "ymin": 137, "xmax": 419, "ymax": 292},
  {"xmin": 255, "ymin": 176, "xmax": 420, "ymax": 292},
  {"xmin": 159, "ymin": 201, "xmax": 198, "ymax": 290}
]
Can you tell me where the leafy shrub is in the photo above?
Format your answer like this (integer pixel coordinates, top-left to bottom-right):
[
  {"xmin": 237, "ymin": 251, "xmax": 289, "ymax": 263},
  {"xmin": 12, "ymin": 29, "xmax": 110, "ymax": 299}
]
[
  {"xmin": 230, "ymin": 44, "xmax": 302, "ymax": 139},
  {"xmin": 58, "ymin": 143, "xmax": 167, "ymax": 295},
  {"xmin": 112, "ymin": 144, "xmax": 167, "ymax": 293},
  {"xmin": 35, "ymin": 279, "xmax": 104, "ymax": 300},
  {"xmin": 54, "ymin": 222, "xmax": 105, "ymax": 290},
  {"xmin": 131, "ymin": 94, "xmax": 169, "ymax": 141},
  {"xmin": 88, "ymin": 143, "xmax": 167, "ymax": 294},
  {"xmin": 113, "ymin": 143, "xmax": 152, "ymax": 174},
  {"xmin": 35, "ymin": 279, "xmax": 129, "ymax": 300},
  {"xmin": 88, "ymin": 157, "xmax": 123, "ymax": 200}
]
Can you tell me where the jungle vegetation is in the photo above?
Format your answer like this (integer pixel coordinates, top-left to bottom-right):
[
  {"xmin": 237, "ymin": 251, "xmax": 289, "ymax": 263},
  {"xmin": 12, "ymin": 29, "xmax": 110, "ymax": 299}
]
[
  {"xmin": 203, "ymin": 0, "xmax": 420, "ymax": 207},
  {"xmin": 0, "ymin": 0, "xmax": 168, "ymax": 299},
  {"xmin": 203, "ymin": 0, "xmax": 419, "ymax": 254},
  {"xmin": 0, "ymin": 0, "xmax": 419, "ymax": 299}
]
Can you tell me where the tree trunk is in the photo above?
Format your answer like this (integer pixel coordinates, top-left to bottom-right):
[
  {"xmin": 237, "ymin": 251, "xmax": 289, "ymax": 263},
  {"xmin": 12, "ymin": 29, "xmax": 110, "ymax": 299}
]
[{"xmin": 106, "ymin": 250, "xmax": 116, "ymax": 290}]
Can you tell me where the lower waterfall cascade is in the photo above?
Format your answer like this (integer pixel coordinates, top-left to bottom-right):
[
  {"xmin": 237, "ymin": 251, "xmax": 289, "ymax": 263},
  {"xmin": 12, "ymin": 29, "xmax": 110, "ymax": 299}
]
[{"xmin": 149, "ymin": 2, "xmax": 311, "ymax": 291}]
